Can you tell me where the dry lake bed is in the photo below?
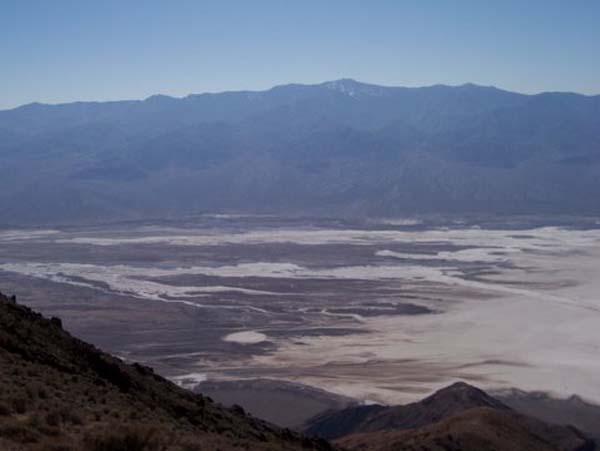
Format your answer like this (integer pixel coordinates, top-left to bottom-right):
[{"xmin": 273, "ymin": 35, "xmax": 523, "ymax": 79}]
[{"xmin": 2, "ymin": 215, "xmax": 600, "ymax": 421}]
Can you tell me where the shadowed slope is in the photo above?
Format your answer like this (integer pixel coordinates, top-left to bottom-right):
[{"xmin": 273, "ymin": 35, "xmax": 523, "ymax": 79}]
[
  {"xmin": 336, "ymin": 407, "xmax": 592, "ymax": 451},
  {"xmin": 0, "ymin": 291, "xmax": 331, "ymax": 451},
  {"xmin": 304, "ymin": 382, "xmax": 508, "ymax": 439},
  {"xmin": 305, "ymin": 383, "xmax": 595, "ymax": 451}
]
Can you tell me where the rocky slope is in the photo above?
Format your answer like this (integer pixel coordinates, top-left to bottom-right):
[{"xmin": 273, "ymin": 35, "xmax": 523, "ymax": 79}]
[
  {"xmin": 305, "ymin": 382, "xmax": 595, "ymax": 451},
  {"xmin": 0, "ymin": 291, "xmax": 331, "ymax": 451},
  {"xmin": 496, "ymin": 389, "xmax": 600, "ymax": 443},
  {"xmin": 336, "ymin": 407, "xmax": 591, "ymax": 451},
  {"xmin": 304, "ymin": 382, "xmax": 510, "ymax": 439}
]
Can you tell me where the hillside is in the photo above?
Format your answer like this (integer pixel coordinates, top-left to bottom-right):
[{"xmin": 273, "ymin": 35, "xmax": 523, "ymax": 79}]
[
  {"xmin": 1, "ymin": 80, "xmax": 600, "ymax": 224},
  {"xmin": 304, "ymin": 382, "xmax": 508, "ymax": 439},
  {"xmin": 0, "ymin": 291, "xmax": 331, "ymax": 451},
  {"xmin": 305, "ymin": 383, "xmax": 595, "ymax": 451},
  {"xmin": 1, "ymin": 290, "xmax": 597, "ymax": 451},
  {"xmin": 336, "ymin": 407, "xmax": 591, "ymax": 451},
  {"xmin": 496, "ymin": 389, "xmax": 600, "ymax": 443}
]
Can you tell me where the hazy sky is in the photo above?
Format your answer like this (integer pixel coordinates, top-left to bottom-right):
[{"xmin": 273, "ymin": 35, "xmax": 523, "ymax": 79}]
[{"xmin": 2, "ymin": 0, "xmax": 599, "ymax": 109}]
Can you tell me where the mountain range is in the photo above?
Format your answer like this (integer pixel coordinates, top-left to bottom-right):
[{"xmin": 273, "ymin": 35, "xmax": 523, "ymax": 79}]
[{"xmin": 1, "ymin": 79, "xmax": 599, "ymax": 224}]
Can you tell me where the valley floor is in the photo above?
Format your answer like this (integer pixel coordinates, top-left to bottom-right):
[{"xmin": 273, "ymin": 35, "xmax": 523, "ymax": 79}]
[{"xmin": 1, "ymin": 215, "xmax": 600, "ymax": 410}]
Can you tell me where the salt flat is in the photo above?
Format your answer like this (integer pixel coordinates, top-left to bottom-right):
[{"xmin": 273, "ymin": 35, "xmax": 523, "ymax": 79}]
[{"xmin": 1, "ymin": 216, "xmax": 599, "ymax": 405}]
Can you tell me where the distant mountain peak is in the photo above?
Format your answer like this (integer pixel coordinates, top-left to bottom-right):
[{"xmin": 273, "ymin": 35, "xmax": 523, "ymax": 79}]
[
  {"xmin": 321, "ymin": 79, "xmax": 386, "ymax": 97},
  {"xmin": 456, "ymin": 82, "xmax": 508, "ymax": 92},
  {"xmin": 422, "ymin": 381, "xmax": 509, "ymax": 410},
  {"xmin": 144, "ymin": 94, "xmax": 176, "ymax": 103}
]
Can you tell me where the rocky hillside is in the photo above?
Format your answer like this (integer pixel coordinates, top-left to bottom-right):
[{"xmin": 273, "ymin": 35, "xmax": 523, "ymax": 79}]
[
  {"xmin": 496, "ymin": 388, "xmax": 600, "ymax": 443},
  {"xmin": 336, "ymin": 407, "xmax": 592, "ymax": 451},
  {"xmin": 304, "ymin": 382, "xmax": 508, "ymax": 439},
  {"xmin": 0, "ymin": 291, "xmax": 331, "ymax": 451}
]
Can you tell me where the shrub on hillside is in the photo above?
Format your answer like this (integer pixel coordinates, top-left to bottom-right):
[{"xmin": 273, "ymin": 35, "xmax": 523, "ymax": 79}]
[{"xmin": 83, "ymin": 425, "xmax": 170, "ymax": 451}]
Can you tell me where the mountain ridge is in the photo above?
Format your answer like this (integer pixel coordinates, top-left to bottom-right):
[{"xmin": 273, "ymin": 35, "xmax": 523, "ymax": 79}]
[
  {"xmin": 1, "ymin": 79, "xmax": 599, "ymax": 224},
  {"xmin": 5, "ymin": 79, "xmax": 600, "ymax": 112}
]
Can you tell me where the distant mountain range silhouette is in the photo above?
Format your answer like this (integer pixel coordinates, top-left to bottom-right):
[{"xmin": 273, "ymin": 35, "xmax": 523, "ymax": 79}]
[{"xmin": 1, "ymin": 80, "xmax": 599, "ymax": 224}]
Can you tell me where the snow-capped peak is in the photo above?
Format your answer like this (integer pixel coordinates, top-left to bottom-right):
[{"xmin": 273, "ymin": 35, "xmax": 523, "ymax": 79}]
[{"xmin": 322, "ymin": 79, "xmax": 387, "ymax": 97}]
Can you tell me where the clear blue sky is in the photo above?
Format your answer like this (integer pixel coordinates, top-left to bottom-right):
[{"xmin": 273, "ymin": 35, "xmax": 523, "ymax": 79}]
[{"xmin": 2, "ymin": 0, "xmax": 599, "ymax": 109}]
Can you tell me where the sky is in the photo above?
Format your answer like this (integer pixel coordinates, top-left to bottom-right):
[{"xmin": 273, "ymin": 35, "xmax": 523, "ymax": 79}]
[{"xmin": 1, "ymin": 0, "xmax": 599, "ymax": 109}]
